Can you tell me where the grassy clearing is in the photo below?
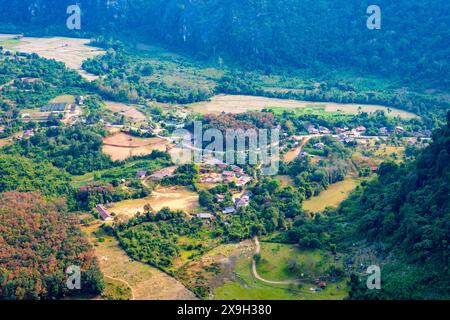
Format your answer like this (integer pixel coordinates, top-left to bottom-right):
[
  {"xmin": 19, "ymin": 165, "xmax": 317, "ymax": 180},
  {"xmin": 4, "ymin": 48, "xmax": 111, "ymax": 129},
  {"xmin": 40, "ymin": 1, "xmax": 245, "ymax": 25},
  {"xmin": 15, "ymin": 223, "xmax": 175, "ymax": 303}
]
[
  {"xmin": 102, "ymin": 132, "xmax": 170, "ymax": 161},
  {"xmin": 275, "ymin": 175, "xmax": 295, "ymax": 187},
  {"xmin": 189, "ymin": 94, "xmax": 418, "ymax": 119},
  {"xmin": 70, "ymin": 157, "xmax": 169, "ymax": 188},
  {"xmin": 110, "ymin": 186, "xmax": 200, "ymax": 219},
  {"xmin": 101, "ymin": 277, "xmax": 133, "ymax": 300},
  {"xmin": 103, "ymin": 101, "xmax": 147, "ymax": 123},
  {"xmin": 0, "ymin": 39, "xmax": 20, "ymax": 45},
  {"xmin": 214, "ymin": 242, "xmax": 348, "ymax": 300},
  {"xmin": 50, "ymin": 94, "xmax": 76, "ymax": 104},
  {"xmin": 302, "ymin": 178, "xmax": 362, "ymax": 213}
]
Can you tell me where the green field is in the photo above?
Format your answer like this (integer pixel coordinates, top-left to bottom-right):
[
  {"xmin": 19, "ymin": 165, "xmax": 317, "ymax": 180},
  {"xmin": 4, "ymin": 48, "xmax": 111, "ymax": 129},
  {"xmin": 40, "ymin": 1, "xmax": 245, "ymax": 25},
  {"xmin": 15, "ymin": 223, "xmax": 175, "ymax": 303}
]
[
  {"xmin": 214, "ymin": 243, "xmax": 348, "ymax": 300},
  {"xmin": 71, "ymin": 157, "xmax": 170, "ymax": 188},
  {"xmin": 0, "ymin": 39, "xmax": 20, "ymax": 45}
]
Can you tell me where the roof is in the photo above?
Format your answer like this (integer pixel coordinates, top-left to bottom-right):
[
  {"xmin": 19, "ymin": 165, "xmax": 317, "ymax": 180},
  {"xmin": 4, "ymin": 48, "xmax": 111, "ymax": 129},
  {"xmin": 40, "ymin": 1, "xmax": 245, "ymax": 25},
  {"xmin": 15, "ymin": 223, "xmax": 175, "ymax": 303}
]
[
  {"xmin": 136, "ymin": 170, "xmax": 147, "ymax": 178},
  {"xmin": 222, "ymin": 170, "xmax": 235, "ymax": 176},
  {"xmin": 222, "ymin": 207, "xmax": 236, "ymax": 214},
  {"xmin": 196, "ymin": 213, "xmax": 213, "ymax": 219},
  {"xmin": 235, "ymin": 198, "xmax": 249, "ymax": 207},
  {"xmin": 40, "ymin": 103, "xmax": 67, "ymax": 112},
  {"xmin": 96, "ymin": 205, "xmax": 112, "ymax": 220},
  {"xmin": 149, "ymin": 167, "xmax": 176, "ymax": 180}
]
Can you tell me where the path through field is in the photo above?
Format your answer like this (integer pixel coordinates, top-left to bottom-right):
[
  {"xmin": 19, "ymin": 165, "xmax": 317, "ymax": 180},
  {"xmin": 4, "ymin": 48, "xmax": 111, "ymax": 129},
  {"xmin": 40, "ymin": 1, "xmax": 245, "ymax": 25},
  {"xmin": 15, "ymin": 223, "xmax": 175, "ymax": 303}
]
[
  {"xmin": 83, "ymin": 223, "xmax": 197, "ymax": 300},
  {"xmin": 252, "ymin": 237, "xmax": 302, "ymax": 285}
]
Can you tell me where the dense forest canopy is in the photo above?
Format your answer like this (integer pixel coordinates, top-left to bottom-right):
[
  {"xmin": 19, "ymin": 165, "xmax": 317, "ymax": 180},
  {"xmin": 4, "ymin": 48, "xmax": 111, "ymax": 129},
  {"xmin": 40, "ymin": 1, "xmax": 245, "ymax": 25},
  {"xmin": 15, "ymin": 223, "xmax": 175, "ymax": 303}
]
[
  {"xmin": 0, "ymin": 192, "xmax": 103, "ymax": 299},
  {"xmin": 0, "ymin": 0, "xmax": 449, "ymax": 88}
]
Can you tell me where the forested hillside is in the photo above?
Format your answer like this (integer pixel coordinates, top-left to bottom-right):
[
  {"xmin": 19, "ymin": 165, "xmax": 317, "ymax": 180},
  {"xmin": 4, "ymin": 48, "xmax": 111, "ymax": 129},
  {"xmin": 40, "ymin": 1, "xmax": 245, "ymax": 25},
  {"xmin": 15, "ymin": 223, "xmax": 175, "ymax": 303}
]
[
  {"xmin": 0, "ymin": 192, "xmax": 103, "ymax": 299},
  {"xmin": 340, "ymin": 112, "xmax": 450, "ymax": 299},
  {"xmin": 0, "ymin": 0, "xmax": 449, "ymax": 88}
]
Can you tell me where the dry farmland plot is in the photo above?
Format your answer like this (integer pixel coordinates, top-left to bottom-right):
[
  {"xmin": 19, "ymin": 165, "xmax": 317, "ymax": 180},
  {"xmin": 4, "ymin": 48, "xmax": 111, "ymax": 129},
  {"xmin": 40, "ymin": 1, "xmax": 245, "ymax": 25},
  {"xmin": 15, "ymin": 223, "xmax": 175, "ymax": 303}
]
[
  {"xmin": 303, "ymin": 178, "xmax": 362, "ymax": 213},
  {"xmin": 82, "ymin": 223, "xmax": 197, "ymax": 300},
  {"xmin": 6, "ymin": 35, "xmax": 105, "ymax": 81},
  {"xmin": 104, "ymin": 101, "xmax": 147, "ymax": 122},
  {"xmin": 102, "ymin": 132, "xmax": 170, "ymax": 161},
  {"xmin": 188, "ymin": 94, "xmax": 418, "ymax": 119},
  {"xmin": 110, "ymin": 186, "xmax": 200, "ymax": 219}
]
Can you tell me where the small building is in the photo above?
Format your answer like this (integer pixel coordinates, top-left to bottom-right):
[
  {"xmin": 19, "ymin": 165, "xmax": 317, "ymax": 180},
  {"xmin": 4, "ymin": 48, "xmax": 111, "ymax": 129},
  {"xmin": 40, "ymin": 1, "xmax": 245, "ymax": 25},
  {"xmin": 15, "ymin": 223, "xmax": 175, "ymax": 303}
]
[
  {"xmin": 22, "ymin": 130, "xmax": 34, "ymax": 138},
  {"xmin": 149, "ymin": 167, "xmax": 176, "ymax": 181},
  {"xmin": 395, "ymin": 126, "xmax": 405, "ymax": 134},
  {"xmin": 222, "ymin": 207, "xmax": 236, "ymax": 214},
  {"xmin": 313, "ymin": 142, "xmax": 325, "ymax": 150},
  {"xmin": 214, "ymin": 194, "xmax": 225, "ymax": 202},
  {"xmin": 136, "ymin": 170, "xmax": 147, "ymax": 179},
  {"xmin": 222, "ymin": 170, "xmax": 235, "ymax": 177},
  {"xmin": 224, "ymin": 176, "xmax": 235, "ymax": 184},
  {"xmin": 355, "ymin": 126, "xmax": 367, "ymax": 133},
  {"xmin": 379, "ymin": 127, "xmax": 388, "ymax": 136},
  {"xmin": 236, "ymin": 176, "xmax": 252, "ymax": 187},
  {"xmin": 242, "ymin": 191, "xmax": 253, "ymax": 198},
  {"xmin": 234, "ymin": 197, "xmax": 249, "ymax": 208},
  {"xmin": 306, "ymin": 125, "xmax": 319, "ymax": 134},
  {"xmin": 75, "ymin": 95, "xmax": 84, "ymax": 105},
  {"xmin": 96, "ymin": 204, "xmax": 113, "ymax": 221},
  {"xmin": 370, "ymin": 166, "xmax": 379, "ymax": 172},
  {"xmin": 318, "ymin": 126, "xmax": 331, "ymax": 134},
  {"xmin": 196, "ymin": 213, "xmax": 214, "ymax": 219},
  {"xmin": 40, "ymin": 103, "xmax": 67, "ymax": 112}
]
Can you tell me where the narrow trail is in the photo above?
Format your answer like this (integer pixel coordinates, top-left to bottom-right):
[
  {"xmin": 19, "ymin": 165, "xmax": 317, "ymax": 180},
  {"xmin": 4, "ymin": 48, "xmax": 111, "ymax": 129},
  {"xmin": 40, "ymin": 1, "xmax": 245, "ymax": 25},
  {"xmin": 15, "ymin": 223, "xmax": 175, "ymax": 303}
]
[
  {"xmin": 251, "ymin": 237, "xmax": 303, "ymax": 285},
  {"xmin": 103, "ymin": 275, "xmax": 136, "ymax": 300}
]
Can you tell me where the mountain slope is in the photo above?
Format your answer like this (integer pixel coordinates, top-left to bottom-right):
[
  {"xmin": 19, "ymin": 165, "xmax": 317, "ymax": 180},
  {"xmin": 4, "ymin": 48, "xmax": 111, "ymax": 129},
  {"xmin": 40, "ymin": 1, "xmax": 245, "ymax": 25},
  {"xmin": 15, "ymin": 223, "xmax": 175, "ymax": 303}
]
[
  {"xmin": 0, "ymin": 0, "xmax": 449, "ymax": 87},
  {"xmin": 339, "ymin": 112, "xmax": 450, "ymax": 299}
]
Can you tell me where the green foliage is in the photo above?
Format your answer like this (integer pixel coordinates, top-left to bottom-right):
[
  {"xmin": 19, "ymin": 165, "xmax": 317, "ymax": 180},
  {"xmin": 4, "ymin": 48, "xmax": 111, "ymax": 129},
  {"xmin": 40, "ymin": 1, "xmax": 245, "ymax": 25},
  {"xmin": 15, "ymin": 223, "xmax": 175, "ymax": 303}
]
[
  {"xmin": 5, "ymin": 125, "xmax": 113, "ymax": 175},
  {"xmin": 340, "ymin": 113, "xmax": 450, "ymax": 299},
  {"xmin": 0, "ymin": 154, "xmax": 72, "ymax": 198}
]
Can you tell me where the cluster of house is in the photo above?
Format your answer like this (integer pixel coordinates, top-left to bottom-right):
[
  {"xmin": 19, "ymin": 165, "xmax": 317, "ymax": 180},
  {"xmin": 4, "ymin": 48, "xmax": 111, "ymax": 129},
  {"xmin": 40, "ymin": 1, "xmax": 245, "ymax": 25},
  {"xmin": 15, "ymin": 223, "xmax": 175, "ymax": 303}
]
[
  {"xmin": 220, "ymin": 191, "xmax": 253, "ymax": 215},
  {"xmin": 136, "ymin": 166, "xmax": 177, "ymax": 182},
  {"xmin": 6, "ymin": 128, "xmax": 36, "ymax": 142},
  {"xmin": 306, "ymin": 125, "xmax": 331, "ymax": 135},
  {"xmin": 21, "ymin": 96, "xmax": 84, "ymax": 123},
  {"xmin": 200, "ymin": 161, "xmax": 252, "ymax": 187}
]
